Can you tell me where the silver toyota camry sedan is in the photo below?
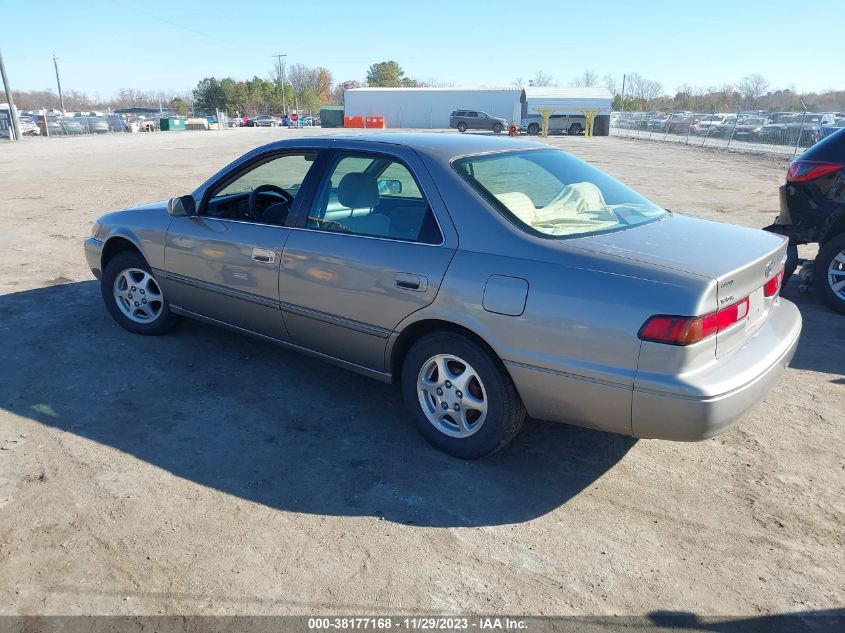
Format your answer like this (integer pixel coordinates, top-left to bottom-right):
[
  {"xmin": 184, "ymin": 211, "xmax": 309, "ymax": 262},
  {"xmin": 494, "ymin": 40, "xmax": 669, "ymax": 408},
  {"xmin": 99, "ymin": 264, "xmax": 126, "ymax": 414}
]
[{"xmin": 84, "ymin": 134, "xmax": 802, "ymax": 458}]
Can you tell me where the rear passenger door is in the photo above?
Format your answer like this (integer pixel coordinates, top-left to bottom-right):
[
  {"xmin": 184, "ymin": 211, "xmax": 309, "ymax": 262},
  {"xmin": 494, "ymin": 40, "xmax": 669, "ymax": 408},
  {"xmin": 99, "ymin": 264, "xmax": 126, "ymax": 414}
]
[{"xmin": 279, "ymin": 146, "xmax": 457, "ymax": 371}]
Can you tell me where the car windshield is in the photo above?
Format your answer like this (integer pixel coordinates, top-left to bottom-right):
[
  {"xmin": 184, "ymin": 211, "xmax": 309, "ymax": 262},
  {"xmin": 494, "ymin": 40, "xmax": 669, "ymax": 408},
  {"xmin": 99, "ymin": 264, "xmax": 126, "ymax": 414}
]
[{"xmin": 454, "ymin": 149, "xmax": 666, "ymax": 238}]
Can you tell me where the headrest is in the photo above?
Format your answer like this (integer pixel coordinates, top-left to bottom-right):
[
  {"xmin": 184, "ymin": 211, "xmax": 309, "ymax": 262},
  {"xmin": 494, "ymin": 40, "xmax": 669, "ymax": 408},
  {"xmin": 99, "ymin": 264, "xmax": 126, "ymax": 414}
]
[{"xmin": 338, "ymin": 172, "xmax": 379, "ymax": 209}]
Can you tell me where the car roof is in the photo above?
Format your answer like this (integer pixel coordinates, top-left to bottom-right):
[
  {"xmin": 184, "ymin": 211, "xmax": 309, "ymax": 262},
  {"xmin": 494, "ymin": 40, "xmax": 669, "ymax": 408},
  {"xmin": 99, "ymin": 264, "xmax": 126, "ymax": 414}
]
[{"xmin": 258, "ymin": 133, "xmax": 550, "ymax": 162}]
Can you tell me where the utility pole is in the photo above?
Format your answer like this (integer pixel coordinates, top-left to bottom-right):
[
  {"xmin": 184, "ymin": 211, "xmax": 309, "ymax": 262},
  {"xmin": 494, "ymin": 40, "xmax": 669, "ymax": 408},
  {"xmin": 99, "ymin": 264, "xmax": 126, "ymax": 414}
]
[
  {"xmin": 0, "ymin": 48, "xmax": 22, "ymax": 141},
  {"xmin": 273, "ymin": 53, "xmax": 286, "ymax": 114},
  {"xmin": 53, "ymin": 55, "xmax": 65, "ymax": 114}
]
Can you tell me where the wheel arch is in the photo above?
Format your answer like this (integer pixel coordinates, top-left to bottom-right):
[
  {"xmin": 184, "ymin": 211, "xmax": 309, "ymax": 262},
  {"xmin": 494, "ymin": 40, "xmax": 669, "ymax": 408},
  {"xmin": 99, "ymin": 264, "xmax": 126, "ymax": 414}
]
[
  {"xmin": 388, "ymin": 318, "xmax": 503, "ymax": 381},
  {"xmin": 101, "ymin": 235, "xmax": 145, "ymax": 270},
  {"xmin": 820, "ymin": 211, "xmax": 845, "ymax": 246}
]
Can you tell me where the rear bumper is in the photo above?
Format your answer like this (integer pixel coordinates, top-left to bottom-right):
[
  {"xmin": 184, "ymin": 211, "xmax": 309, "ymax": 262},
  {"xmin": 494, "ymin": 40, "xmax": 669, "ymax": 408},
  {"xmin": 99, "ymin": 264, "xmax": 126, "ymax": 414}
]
[
  {"xmin": 84, "ymin": 237, "xmax": 103, "ymax": 279},
  {"xmin": 631, "ymin": 299, "xmax": 801, "ymax": 441}
]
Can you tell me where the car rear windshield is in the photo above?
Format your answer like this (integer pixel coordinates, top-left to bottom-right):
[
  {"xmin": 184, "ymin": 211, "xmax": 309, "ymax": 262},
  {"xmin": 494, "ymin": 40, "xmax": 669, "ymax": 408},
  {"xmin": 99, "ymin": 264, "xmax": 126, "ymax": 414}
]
[
  {"xmin": 453, "ymin": 149, "xmax": 666, "ymax": 238},
  {"xmin": 802, "ymin": 126, "xmax": 845, "ymax": 162}
]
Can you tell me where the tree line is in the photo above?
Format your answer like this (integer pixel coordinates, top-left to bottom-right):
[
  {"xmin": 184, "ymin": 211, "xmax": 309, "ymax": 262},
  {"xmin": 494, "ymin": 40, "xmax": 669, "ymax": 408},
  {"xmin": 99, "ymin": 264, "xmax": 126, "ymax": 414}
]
[
  {"xmin": 518, "ymin": 69, "xmax": 845, "ymax": 113},
  {"xmin": 4, "ymin": 62, "xmax": 843, "ymax": 116}
]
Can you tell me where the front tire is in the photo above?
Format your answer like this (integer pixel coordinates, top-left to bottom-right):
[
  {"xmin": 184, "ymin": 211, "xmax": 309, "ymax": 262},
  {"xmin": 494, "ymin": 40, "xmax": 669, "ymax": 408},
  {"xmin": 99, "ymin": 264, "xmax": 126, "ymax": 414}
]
[
  {"xmin": 401, "ymin": 332, "xmax": 526, "ymax": 459},
  {"xmin": 492, "ymin": 123, "xmax": 503, "ymax": 134},
  {"xmin": 814, "ymin": 233, "xmax": 845, "ymax": 314},
  {"xmin": 527, "ymin": 123, "xmax": 540, "ymax": 135},
  {"xmin": 101, "ymin": 251, "xmax": 179, "ymax": 335},
  {"xmin": 457, "ymin": 122, "xmax": 467, "ymax": 133},
  {"xmin": 568, "ymin": 123, "xmax": 582, "ymax": 135}
]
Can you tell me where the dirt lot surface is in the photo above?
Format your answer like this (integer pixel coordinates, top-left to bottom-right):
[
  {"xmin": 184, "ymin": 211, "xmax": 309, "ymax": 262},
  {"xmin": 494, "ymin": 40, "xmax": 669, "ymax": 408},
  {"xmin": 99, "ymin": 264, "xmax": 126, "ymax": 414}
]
[{"xmin": 0, "ymin": 129, "xmax": 842, "ymax": 619}]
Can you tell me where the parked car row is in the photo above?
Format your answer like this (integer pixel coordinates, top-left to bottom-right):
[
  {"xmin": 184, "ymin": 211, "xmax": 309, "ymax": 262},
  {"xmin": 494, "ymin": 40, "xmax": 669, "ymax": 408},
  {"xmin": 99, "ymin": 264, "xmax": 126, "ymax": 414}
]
[
  {"xmin": 235, "ymin": 114, "xmax": 320, "ymax": 128},
  {"xmin": 18, "ymin": 113, "xmax": 136, "ymax": 136},
  {"xmin": 613, "ymin": 110, "xmax": 845, "ymax": 147},
  {"xmin": 29, "ymin": 114, "xmax": 132, "ymax": 135}
]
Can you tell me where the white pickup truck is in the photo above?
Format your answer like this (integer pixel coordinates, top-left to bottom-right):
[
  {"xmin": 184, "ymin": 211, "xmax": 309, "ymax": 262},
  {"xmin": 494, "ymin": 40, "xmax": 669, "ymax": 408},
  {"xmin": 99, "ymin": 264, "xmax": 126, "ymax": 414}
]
[{"xmin": 522, "ymin": 113, "xmax": 586, "ymax": 135}]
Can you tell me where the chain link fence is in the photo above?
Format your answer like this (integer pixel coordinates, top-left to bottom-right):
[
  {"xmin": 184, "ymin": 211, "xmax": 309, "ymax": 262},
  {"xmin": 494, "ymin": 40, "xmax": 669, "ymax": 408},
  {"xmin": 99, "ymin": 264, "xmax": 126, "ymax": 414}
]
[
  {"xmin": 1, "ymin": 108, "xmax": 234, "ymax": 139},
  {"xmin": 610, "ymin": 108, "xmax": 844, "ymax": 157}
]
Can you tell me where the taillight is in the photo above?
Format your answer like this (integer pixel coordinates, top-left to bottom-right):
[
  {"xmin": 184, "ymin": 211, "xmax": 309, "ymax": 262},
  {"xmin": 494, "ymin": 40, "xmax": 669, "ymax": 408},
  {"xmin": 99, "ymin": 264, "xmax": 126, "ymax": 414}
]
[
  {"xmin": 639, "ymin": 297, "xmax": 750, "ymax": 346},
  {"xmin": 786, "ymin": 161, "xmax": 844, "ymax": 183},
  {"xmin": 764, "ymin": 268, "xmax": 784, "ymax": 297}
]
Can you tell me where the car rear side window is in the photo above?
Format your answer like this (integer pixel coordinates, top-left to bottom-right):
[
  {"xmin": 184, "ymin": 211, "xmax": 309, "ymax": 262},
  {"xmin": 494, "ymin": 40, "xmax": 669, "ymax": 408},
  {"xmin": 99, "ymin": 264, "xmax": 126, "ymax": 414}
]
[
  {"xmin": 308, "ymin": 152, "xmax": 442, "ymax": 244},
  {"xmin": 454, "ymin": 149, "xmax": 666, "ymax": 238}
]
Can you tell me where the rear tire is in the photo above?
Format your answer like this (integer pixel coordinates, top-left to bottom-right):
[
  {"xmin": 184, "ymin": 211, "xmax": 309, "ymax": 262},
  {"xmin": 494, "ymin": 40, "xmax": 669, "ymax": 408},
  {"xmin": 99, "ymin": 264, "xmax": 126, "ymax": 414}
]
[
  {"xmin": 814, "ymin": 233, "xmax": 845, "ymax": 314},
  {"xmin": 401, "ymin": 332, "xmax": 526, "ymax": 459},
  {"xmin": 527, "ymin": 123, "xmax": 540, "ymax": 135},
  {"xmin": 101, "ymin": 251, "xmax": 179, "ymax": 335},
  {"xmin": 568, "ymin": 123, "xmax": 582, "ymax": 135},
  {"xmin": 457, "ymin": 122, "xmax": 467, "ymax": 133}
]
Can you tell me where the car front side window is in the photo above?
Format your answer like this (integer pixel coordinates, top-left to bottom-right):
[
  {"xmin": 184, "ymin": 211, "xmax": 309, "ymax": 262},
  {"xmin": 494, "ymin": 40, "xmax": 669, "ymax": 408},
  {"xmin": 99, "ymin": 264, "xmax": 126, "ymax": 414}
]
[
  {"xmin": 307, "ymin": 152, "xmax": 442, "ymax": 244},
  {"xmin": 206, "ymin": 152, "xmax": 318, "ymax": 225}
]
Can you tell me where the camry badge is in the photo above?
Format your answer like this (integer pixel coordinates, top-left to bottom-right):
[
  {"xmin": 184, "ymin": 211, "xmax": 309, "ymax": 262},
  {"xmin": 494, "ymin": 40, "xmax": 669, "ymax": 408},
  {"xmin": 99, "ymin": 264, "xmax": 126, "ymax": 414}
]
[{"xmin": 764, "ymin": 261, "xmax": 773, "ymax": 277}]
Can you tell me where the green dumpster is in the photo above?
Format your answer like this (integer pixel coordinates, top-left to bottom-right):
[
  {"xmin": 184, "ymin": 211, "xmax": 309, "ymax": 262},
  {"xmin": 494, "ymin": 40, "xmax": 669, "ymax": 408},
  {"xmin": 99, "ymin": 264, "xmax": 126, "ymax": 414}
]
[
  {"xmin": 320, "ymin": 106, "xmax": 344, "ymax": 128},
  {"xmin": 160, "ymin": 118, "xmax": 186, "ymax": 131}
]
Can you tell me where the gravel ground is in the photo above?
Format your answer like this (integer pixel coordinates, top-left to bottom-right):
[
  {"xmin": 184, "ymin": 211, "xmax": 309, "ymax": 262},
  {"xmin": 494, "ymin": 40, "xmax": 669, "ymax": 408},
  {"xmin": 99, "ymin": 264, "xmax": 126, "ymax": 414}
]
[{"xmin": 0, "ymin": 129, "xmax": 842, "ymax": 619}]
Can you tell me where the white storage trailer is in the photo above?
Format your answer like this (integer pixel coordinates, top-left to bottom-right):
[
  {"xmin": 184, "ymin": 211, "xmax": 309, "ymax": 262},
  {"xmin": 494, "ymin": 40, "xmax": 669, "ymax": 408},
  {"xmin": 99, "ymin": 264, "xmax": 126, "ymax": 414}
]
[{"xmin": 343, "ymin": 87, "xmax": 522, "ymax": 129}]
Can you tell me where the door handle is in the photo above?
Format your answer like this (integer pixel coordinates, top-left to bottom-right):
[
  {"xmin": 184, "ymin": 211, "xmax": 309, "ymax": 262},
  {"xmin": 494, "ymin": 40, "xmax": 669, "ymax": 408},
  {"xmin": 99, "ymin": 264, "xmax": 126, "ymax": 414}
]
[
  {"xmin": 395, "ymin": 272, "xmax": 427, "ymax": 292},
  {"xmin": 251, "ymin": 248, "xmax": 275, "ymax": 264}
]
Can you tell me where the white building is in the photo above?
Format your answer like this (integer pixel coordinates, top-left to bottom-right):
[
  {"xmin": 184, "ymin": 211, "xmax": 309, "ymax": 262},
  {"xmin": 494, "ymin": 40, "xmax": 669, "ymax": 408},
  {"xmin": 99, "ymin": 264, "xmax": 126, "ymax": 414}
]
[
  {"xmin": 343, "ymin": 86, "xmax": 614, "ymax": 134},
  {"xmin": 343, "ymin": 87, "xmax": 522, "ymax": 128}
]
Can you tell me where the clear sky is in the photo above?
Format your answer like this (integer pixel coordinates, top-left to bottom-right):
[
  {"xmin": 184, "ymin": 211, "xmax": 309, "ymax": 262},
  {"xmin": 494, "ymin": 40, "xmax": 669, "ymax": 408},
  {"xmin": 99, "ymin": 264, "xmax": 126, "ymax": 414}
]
[{"xmin": 2, "ymin": 0, "xmax": 843, "ymax": 98}]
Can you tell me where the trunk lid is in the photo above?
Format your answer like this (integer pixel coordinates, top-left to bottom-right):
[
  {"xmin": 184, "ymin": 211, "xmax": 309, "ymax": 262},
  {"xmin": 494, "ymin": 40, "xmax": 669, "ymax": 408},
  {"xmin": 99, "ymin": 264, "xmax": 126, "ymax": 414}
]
[{"xmin": 570, "ymin": 213, "xmax": 789, "ymax": 356}]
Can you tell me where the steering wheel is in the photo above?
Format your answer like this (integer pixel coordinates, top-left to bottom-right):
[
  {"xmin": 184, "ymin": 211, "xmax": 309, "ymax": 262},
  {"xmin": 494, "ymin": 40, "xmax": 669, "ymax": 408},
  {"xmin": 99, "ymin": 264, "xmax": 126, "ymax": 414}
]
[{"xmin": 248, "ymin": 184, "xmax": 294, "ymax": 221}]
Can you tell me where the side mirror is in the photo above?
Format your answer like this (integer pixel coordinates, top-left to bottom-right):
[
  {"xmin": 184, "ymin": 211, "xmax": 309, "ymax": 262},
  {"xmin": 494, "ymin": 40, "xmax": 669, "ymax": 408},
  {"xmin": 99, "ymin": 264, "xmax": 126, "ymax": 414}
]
[
  {"xmin": 167, "ymin": 195, "xmax": 196, "ymax": 217},
  {"xmin": 377, "ymin": 179, "xmax": 403, "ymax": 195}
]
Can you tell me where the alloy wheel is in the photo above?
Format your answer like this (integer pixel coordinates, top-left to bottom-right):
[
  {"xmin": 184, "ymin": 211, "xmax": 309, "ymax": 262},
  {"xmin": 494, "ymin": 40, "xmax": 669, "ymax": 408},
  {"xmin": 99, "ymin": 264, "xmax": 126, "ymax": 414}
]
[
  {"xmin": 827, "ymin": 249, "xmax": 845, "ymax": 301},
  {"xmin": 113, "ymin": 268, "xmax": 165, "ymax": 324},
  {"xmin": 417, "ymin": 354, "xmax": 488, "ymax": 438}
]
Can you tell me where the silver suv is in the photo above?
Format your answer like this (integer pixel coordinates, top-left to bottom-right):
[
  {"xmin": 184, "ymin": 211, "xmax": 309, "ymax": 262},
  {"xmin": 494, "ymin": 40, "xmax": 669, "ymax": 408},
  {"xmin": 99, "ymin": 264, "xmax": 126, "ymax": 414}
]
[{"xmin": 449, "ymin": 110, "xmax": 507, "ymax": 134}]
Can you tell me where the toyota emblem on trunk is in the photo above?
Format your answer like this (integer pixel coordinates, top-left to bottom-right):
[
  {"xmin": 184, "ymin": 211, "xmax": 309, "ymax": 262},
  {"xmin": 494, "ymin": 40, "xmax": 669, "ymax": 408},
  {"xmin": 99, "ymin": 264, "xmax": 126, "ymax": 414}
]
[{"xmin": 764, "ymin": 261, "xmax": 773, "ymax": 277}]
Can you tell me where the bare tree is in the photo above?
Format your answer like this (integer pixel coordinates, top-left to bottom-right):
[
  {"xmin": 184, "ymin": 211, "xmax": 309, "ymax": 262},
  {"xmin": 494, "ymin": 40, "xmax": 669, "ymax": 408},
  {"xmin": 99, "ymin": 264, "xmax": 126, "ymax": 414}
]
[
  {"xmin": 512, "ymin": 77, "xmax": 525, "ymax": 88},
  {"xmin": 602, "ymin": 74, "xmax": 618, "ymax": 96},
  {"xmin": 529, "ymin": 71, "xmax": 555, "ymax": 87},
  {"xmin": 572, "ymin": 69, "xmax": 597, "ymax": 87},
  {"xmin": 737, "ymin": 73, "xmax": 770, "ymax": 109},
  {"xmin": 286, "ymin": 63, "xmax": 319, "ymax": 95},
  {"xmin": 331, "ymin": 80, "xmax": 363, "ymax": 105},
  {"xmin": 416, "ymin": 78, "xmax": 455, "ymax": 88},
  {"xmin": 627, "ymin": 72, "xmax": 663, "ymax": 110}
]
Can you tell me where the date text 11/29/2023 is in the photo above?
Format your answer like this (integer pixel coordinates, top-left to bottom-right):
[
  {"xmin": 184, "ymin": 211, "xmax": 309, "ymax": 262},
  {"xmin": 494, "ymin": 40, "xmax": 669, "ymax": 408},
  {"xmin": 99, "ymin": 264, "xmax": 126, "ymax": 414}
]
[{"xmin": 307, "ymin": 617, "xmax": 528, "ymax": 630}]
